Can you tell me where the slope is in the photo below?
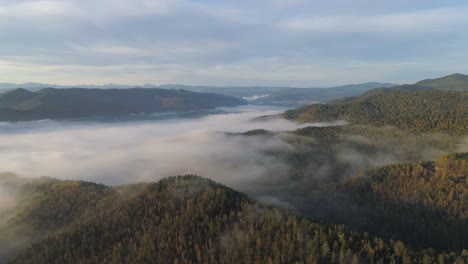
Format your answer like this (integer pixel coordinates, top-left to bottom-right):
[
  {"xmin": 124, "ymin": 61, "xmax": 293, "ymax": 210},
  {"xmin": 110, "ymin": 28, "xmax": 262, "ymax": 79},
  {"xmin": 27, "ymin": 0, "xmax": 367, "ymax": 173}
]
[
  {"xmin": 334, "ymin": 153, "xmax": 468, "ymax": 251},
  {"xmin": 283, "ymin": 90, "xmax": 468, "ymax": 135},
  {"xmin": 416, "ymin": 73, "xmax": 468, "ymax": 91}
]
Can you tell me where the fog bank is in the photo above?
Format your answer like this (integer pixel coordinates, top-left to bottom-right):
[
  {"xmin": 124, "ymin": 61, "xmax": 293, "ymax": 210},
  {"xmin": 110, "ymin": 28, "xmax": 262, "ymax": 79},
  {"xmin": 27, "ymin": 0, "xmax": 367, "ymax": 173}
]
[{"xmin": 0, "ymin": 106, "xmax": 309, "ymax": 187}]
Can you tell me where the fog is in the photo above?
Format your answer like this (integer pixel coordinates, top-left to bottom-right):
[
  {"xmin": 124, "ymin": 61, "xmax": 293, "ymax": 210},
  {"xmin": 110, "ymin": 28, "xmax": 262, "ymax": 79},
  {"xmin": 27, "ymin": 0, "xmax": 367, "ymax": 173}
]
[
  {"xmin": 0, "ymin": 105, "xmax": 465, "ymax": 219},
  {"xmin": 0, "ymin": 106, "xmax": 312, "ymax": 187}
]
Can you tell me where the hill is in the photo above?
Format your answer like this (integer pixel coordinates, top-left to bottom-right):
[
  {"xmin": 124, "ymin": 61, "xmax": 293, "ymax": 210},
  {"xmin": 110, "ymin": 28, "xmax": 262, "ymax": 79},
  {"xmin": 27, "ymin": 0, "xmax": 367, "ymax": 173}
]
[
  {"xmin": 361, "ymin": 73, "xmax": 468, "ymax": 96},
  {"xmin": 1, "ymin": 175, "xmax": 467, "ymax": 263},
  {"xmin": 0, "ymin": 88, "xmax": 245, "ymax": 121},
  {"xmin": 334, "ymin": 153, "xmax": 468, "ymax": 251},
  {"xmin": 361, "ymin": 84, "xmax": 433, "ymax": 96},
  {"xmin": 416, "ymin": 73, "xmax": 468, "ymax": 91},
  {"xmin": 283, "ymin": 90, "xmax": 468, "ymax": 135}
]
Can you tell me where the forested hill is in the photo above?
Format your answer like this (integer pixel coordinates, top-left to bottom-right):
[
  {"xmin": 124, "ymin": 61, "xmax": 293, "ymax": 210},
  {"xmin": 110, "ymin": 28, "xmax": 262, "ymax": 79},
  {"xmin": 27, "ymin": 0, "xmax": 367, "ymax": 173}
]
[
  {"xmin": 283, "ymin": 90, "xmax": 468, "ymax": 135},
  {"xmin": 362, "ymin": 73, "xmax": 468, "ymax": 95},
  {"xmin": 361, "ymin": 84, "xmax": 433, "ymax": 96},
  {"xmin": 415, "ymin": 73, "xmax": 468, "ymax": 91},
  {"xmin": 333, "ymin": 153, "xmax": 468, "ymax": 252},
  {"xmin": 2, "ymin": 175, "xmax": 467, "ymax": 264},
  {"xmin": 0, "ymin": 88, "xmax": 245, "ymax": 121}
]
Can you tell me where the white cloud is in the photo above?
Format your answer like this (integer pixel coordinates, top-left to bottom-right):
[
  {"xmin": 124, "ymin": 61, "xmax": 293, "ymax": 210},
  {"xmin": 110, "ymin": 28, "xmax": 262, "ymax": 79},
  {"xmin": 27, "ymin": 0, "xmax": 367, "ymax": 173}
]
[
  {"xmin": 0, "ymin": 0, "xmax": 179, "ymax": 19},
  {"xmin": 72, "ymin": 45, "xmax": 150, "ymax": 57},
  {"xmin": 284, "ymin": 7, "xmax": 468, "ymax": 35},
  {"xmin": 0, "ymin": 1, "xmax": 468, "ymax": 86},
  {"xmin": 0, "ymin": 1, "xmax": 80, "ymax": 17}
]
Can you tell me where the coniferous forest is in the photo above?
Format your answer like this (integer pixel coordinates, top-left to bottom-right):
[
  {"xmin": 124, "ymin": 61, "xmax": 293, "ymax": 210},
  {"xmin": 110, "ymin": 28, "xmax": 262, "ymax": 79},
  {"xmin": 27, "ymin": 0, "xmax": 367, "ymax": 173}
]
[{"xmin": 2, "ymin": 172, "xmax": 468, "ymax": 264}]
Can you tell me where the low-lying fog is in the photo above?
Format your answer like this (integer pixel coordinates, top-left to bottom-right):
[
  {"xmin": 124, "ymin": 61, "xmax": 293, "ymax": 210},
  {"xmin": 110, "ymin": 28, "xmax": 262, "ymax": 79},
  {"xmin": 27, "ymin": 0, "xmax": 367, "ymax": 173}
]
[
  {"xmin": 0, "ymin": 106, "xmax": 319, "ymax": 187},
  {"xmin": 2, "ymin": 104, "xmax": 466, "ymax": 216}
]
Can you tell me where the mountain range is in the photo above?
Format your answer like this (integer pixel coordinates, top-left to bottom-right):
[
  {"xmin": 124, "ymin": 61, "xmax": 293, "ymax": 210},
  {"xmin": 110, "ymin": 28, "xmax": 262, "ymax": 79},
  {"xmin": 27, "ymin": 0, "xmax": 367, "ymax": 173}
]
[
  {"xmin": 2, "ymin": 73, "xmax": 468, "ymax": 108},
  {"xmin": 0, "ymin": 82, "xmax": 398, "ymax": 107}
]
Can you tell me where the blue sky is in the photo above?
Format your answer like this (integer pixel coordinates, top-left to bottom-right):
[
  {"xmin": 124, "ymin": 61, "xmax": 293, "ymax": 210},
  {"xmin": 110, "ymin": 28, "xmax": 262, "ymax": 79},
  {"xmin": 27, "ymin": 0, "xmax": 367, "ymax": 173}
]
[{"xmin": 0, "ymin": 0, "xmax": 467, "ymax": 86}]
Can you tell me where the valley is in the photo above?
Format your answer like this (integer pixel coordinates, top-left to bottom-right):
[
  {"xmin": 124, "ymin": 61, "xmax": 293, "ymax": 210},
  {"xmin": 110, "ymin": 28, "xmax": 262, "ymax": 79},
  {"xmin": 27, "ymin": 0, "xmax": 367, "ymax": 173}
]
[{"xmin": 0, "ymin": 74, "xmax": 467, "ymax": 263}]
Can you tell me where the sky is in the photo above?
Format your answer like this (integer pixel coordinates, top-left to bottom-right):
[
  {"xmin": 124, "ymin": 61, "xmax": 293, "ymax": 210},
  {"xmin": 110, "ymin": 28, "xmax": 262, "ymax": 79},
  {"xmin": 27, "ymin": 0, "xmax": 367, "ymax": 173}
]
[{"xmin": 0, "ymin": 0, "xmax": 467, "ymax": 87}]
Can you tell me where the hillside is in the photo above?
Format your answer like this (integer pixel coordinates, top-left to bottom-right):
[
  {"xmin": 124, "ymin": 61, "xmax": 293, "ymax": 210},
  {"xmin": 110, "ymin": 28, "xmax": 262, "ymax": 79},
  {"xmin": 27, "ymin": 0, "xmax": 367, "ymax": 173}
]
[
  {"xmin": 334, "ymin": 153, "xmax": 468, "ymax": 251},
  {"xmin": 0, "ymin": 88, "xmax": 245, "ymax": 121},
  {"xmin": 1, "ymin": 175, "xmax": 467, "ymax": 263},
  {"xmin": 283, "ymin": 90, "xmax": 468, "ymax": 135},
  {"xmin": 227, "ymin": 129, "xmax": 468, "ymax": 252},
  {"xmin": 361, "ymin": 73, "xmax": 468, "ymax": 96},
  {"xmin": 361, "ymin": 84, "xmax": 433, "ymax": 96},
  {"xmin": 416, "ymin": 73, "xmax": 468, "ymax": 91}
]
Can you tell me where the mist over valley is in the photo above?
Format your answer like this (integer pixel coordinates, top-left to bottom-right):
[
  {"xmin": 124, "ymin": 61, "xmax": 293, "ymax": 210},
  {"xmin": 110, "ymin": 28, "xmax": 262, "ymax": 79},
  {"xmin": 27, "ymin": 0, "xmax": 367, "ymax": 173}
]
[{"xmin": 1, "ymin": 0, "xmax": 468, "ymax": 262}]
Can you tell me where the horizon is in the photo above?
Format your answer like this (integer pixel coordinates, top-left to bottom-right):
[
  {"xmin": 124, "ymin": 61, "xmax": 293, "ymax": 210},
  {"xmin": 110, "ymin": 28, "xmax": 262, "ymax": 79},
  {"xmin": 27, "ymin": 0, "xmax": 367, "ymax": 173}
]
[
  {"xmin": 1, "ymin": 1, "xmax": 468, "ymax": 86},
  {"xmin": 1, "ymin": 80, "xmax": 399, "ymax": 89},
  {"xmin": 1, "ymin": 72, "xmax": 466, "ymax": 89}
]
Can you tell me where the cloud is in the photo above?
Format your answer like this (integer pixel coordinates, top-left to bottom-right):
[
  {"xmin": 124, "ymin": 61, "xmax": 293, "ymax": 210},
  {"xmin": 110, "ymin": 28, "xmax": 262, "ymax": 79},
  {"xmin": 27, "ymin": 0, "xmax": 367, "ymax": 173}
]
[
  {"xmin": 284, "ymin": 7, "xmax": 468, "ymax": 35},
  {"xmin": 242, "ymin": 95, "xmax": 270, "ymax": 101},
  {"xmin": 1, "ymin": 1, "xmax": 468, "ymax": 86},
  {"xmin": 0, "ymin": 1, "xmax": 80, "ymax": 17},
  {"xmin": 0, "ymin": 0, "xmax": 177, "ymax": 19}
]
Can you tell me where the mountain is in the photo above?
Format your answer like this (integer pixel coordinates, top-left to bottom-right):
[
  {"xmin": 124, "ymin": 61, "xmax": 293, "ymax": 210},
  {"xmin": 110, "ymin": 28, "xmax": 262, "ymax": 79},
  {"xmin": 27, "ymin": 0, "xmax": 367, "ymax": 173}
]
[
  {"xmin": 2, "ymin": 174, "xmax": 467, "ymax": 263},
  {"xmin": 0, "ymin": 83, "xmax": 150, "ymax": 91},
  {"xmin": 3, "ymin": 73, "xmax": 467, "ymax": 108},
  {"xmin": 415, "ymin": 73, "xmax": 468, "ymax": 91},
  {"xmin": 283, "ymin": 90, "xmax": 468, "ymax": 135},
  {"xmin": 0, "ymin": 88, "xmax": 245, "ymax": 121}
]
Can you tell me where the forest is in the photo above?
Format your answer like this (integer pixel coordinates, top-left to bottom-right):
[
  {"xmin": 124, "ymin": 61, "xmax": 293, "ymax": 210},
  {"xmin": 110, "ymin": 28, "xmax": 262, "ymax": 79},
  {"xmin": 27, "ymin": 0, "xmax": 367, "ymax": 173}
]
[
  {"xmin": 1, "ymin": 172, "xmax": 467, "ymax": 264},
  {"xmin": 283, "ymin": 90, "xmax": 468, "ymax": 135}
]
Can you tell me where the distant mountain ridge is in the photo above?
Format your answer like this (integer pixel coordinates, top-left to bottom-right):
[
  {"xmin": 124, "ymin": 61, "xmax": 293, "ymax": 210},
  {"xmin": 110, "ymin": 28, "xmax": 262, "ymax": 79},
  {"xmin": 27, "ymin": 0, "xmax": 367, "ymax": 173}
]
[
  {"xmin": 0, "ymin": 88, "xmax": 245, "ymax": 121},
  {"xmin": 0, "ymin": 82, "xmax": 399, "ymax": 107},
  {"xmin": 363, "ymin": 73, "xmax": 468, "ymax": 95},
  {"xmin": 2, "ymin": 73, "xmax": 467, "ymax": 108},
  {"xmin": 415, "ymin": 73, "xmax": 468, "ymax": 91}
]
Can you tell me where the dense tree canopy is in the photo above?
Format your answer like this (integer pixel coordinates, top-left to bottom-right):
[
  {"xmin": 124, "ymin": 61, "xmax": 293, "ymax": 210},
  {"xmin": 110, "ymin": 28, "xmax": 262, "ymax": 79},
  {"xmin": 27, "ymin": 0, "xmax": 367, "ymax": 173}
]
[
  {"xmin": 2, "ymin": 174, "xmax": 467, "ymax": 264},
  {"xmin": 335, "ymin": 153, "xmax": 468, "ymax": 251},
  {"xmin": 283, "ymin": 91, "xmax": 468, "ymax": 135}
]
